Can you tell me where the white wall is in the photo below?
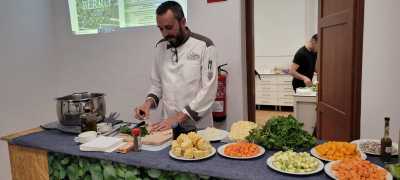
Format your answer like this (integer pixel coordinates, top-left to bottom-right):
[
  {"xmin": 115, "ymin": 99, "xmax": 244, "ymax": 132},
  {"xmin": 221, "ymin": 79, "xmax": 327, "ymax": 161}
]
[
  {"xmin": 2, "ymin": 0, "xmax": 399, "ymax": 179},
  {"xmin": 0, "ymin": 0, "xmax": 57, "ymax": 179},
  {"xmin": 254, "ymin": 0, "xmax": 317, "ymax": 73},
  {"xmin": 52, "ymin": 0, "xmax": 246, "ymax": 127},
  {"xmin": 52, "ymin": 0, "xmax": 165, "ymax": 122},
  {"xmin": 0, "ymin": 1, "xmax": 246, "ymax": 179},
  {"xmin": 187, "ymin": 1, "xmax": 247, "ymax": 128},
  {"xmin": 361, "ymin": 0, "xmax": 400, "ymax": 143}
]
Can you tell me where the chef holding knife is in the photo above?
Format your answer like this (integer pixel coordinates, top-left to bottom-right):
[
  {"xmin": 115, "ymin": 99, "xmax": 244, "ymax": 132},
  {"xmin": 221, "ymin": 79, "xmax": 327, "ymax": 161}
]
[{"xmin": 134, "ymin": 1, "xmax": 218, "ymax": 133}]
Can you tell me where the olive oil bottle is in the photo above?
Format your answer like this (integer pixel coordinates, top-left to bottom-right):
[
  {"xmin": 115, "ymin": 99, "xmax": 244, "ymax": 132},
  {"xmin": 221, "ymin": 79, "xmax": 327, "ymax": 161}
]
[{"xmin": 380, "ymin": 117, "xmax": 392, "ymax": 163}]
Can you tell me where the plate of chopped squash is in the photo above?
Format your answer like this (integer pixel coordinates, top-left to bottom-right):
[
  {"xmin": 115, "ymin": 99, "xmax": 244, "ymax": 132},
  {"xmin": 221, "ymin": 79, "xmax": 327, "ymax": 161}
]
[{"xmin": 311, "ymin": 141, "xmax": 367, "ymax": 162}]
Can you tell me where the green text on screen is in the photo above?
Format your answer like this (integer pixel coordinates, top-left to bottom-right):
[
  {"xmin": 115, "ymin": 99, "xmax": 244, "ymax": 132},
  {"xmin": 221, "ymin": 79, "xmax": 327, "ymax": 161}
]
[{"xmin": 68, "ymin": 0, "xmax": 187, "ymax": 35}]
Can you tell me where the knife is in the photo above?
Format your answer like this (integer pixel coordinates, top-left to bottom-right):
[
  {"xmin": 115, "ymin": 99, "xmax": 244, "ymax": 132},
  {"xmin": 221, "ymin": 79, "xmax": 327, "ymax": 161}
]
[
  {"xmin": 132, "ymin": 121, "xmax": 146, "ymax": 129},
  {"xmin": 105, "ymin": 121, "xmax": 146, "ymax": 137},
  {"xmin": 103, "ymin": 123, "xmax": 125, "ymax": 136}
]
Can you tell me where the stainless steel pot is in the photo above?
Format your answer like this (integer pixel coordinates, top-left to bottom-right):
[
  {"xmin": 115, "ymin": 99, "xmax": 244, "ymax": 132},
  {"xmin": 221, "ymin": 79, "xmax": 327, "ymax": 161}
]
[{"xmin": 56, "ymin": 92, "xmax": 106, "ymax": 126}]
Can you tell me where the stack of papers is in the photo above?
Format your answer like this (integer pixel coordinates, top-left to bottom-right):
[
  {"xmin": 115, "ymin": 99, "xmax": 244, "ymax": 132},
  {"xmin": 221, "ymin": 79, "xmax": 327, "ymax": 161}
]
[{"xmin": 80, "ymin": 136, "xmax": 125, "ymax": 153}]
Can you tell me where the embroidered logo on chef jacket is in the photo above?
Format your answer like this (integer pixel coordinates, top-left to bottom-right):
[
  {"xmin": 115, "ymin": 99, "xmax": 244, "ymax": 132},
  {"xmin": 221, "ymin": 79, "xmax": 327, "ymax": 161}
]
[
  {"xmin": 187, "ymin": 52, "xmax": 200, "ymax": 60},
  {"xmin": 208, "ymin": 59, "xmax": 213, "ymax": 80}
]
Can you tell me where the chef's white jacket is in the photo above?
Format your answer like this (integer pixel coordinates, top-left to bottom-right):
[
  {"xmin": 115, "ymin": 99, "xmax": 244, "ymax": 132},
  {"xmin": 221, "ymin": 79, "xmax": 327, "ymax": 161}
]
[{"xmin": 147, "ymin": 31, "xmax": 218, "ymax": 130}]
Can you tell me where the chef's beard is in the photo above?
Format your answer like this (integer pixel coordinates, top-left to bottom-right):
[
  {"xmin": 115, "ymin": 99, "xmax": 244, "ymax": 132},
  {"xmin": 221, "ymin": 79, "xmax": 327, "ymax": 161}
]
[{"xmin": 165, "ymin": 26, "xmax": 186, "ymax": 48}]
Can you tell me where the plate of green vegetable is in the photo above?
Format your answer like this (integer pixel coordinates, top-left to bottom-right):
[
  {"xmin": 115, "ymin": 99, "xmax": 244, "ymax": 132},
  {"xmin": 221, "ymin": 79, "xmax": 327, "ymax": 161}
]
[{"xmin": 386, "ymin": 163, "xmax": 400, "ymax": 179}]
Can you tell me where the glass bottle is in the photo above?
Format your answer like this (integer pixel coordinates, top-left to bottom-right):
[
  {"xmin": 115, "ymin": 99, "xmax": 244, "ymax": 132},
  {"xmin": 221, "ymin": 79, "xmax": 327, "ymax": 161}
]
[
  {"xmin": 132, "ymin": 128, "xmax": 141, "ymax": 152},
  {"xmin": 172, "ymin": 123, "xmax": 197, "ymax": 140},
  {"xmin": 172, "ymin": 123, "xmax": 182, "ymax": 140},
  {"xmin": 380, "ymin": 117, "xmax": 392, "ymax": 163},
  {"xmin": 80, "ymin": 106, "xmax": 97, "ymax": 132}
]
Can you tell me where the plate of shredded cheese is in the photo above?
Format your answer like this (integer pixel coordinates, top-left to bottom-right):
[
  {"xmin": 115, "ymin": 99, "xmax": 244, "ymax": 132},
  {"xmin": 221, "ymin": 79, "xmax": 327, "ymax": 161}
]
[{"xmin": 197, "ymin": 127, "xmax": 229, "ymax": 142}]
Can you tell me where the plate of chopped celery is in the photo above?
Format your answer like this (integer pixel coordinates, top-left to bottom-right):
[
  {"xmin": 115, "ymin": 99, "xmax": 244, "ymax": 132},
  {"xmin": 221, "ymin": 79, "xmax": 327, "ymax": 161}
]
[{"xmin": 267, "ymin": 150, "xmax": 324, "ymax": 175}]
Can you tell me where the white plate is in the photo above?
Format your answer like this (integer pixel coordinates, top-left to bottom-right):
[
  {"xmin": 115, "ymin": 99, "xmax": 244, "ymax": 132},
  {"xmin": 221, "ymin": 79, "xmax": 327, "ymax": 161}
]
[
  {"xmin": 141, "ymin": 140, "xmax": 171, "ymax": 151},
  {"xmin": 197, "ymin": 128, "xmax": 229, "ymax": 142},
  {"xmin": 217, "ymin": 143, "xmax": 265, "ymax": 159},
  {"xmin": 169, "ymin": 147, "xmax": 216, "ymax": 161},
  {"xmin": 310, "ymin": 147, "xmax": 367, "ymax": 162},
  {"xmin": 324, "ymin": 160, "xmax": 393, "ymax": 180},
  {"xmin": 351, "ymin": 139, "xmax": 399, "ymax": 155},
  {"xmin": 266, "ymin": 155, "xmax": 324, "ymax": 175}
]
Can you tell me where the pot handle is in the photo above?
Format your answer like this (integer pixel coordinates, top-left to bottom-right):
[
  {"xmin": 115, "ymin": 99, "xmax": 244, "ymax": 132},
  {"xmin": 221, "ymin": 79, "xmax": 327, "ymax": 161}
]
[
  {"xmin": 72, "ymin": 92, "xmax": 90, "ymax": 99},
  {"xmin": 72, "ymin": 92, "xmax": 89, "ymax": 95}
]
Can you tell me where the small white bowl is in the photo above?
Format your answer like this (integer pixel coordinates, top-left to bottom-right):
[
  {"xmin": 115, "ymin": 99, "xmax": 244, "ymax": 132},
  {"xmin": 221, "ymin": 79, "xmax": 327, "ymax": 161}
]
[{"xmin": 97, "ymin": 122, "xmax": 112, "ymax": 133}]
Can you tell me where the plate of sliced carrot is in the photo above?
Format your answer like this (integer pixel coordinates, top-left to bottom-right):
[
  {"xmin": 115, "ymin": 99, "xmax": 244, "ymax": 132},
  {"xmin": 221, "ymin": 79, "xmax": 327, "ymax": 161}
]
[
  {"xmin": 324, "ymin": 158, "xmax": 392, "ymax": 180},
  {"xmin": 217, "ymin": 142, "xmax": 265, "ymax": 159},
  {"xmin": 311, "ymin": 141, "xmax": 367, "ymax": 162}
]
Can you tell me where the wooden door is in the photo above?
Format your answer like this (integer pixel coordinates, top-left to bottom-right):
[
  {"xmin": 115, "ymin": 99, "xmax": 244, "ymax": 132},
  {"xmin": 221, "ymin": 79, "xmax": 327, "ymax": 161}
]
[{"xmin": 316, "ymin": 0, "xmax": 364, "ymax": 141}]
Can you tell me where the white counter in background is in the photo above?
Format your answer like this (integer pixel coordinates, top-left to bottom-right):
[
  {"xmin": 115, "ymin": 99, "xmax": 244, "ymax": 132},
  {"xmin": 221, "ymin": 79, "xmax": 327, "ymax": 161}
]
[
  {"xmin": 293, "ymin": 92, "xmax": 317, "ymax": 134},
  {"xmin": 255, "ymin": 74, "xmax": 294, "ymax": 107}
]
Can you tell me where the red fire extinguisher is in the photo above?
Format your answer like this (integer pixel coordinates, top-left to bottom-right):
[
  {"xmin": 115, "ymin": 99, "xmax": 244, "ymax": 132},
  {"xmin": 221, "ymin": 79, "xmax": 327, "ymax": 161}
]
[{"xmin": 213, "ymin": 64, "xmax": 228, "ymax": 122}]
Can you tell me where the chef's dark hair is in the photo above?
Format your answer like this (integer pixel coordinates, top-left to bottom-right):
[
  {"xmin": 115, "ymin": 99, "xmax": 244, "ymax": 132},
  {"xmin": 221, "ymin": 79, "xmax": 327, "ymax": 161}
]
[
  {"xmin": 156, "ymin": 1, "xmax": 185, "ymax": 21},
  {"xmin": 311, "ymin": 34, "xmax": 318, "ymax": 41}
]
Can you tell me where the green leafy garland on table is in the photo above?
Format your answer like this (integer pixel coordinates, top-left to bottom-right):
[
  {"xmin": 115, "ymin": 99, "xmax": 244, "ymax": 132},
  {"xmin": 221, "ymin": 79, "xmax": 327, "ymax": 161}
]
[{"xmin": 48, "ymin": 152, "xmax": 222, "ymax": 180}]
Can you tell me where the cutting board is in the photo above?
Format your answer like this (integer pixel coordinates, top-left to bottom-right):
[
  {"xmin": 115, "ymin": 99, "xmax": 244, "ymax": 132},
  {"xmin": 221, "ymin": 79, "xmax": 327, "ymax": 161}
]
[{"xmin": 142, "ymin": 129, "xmax": 172, "ymax": 146}]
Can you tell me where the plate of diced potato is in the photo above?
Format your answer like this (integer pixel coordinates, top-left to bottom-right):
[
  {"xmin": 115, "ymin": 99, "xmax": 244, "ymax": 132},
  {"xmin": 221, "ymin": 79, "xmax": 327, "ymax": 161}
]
[{"xmin": 169, "ymin": 132, "xmax": 216, "ymax": 161}]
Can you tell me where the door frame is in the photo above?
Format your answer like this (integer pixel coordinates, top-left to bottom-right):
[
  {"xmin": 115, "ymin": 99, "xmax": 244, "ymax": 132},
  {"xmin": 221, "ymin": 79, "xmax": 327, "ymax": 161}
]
[
  {"xmin": 244, "ymin": 0, "xmax": 363, "ymax": 140},
  {"xmin": 245, "ymin": 0, "xmax": 255, "ymax": 122},
  {"xmin": 350, "ymin": 0, "xmax": 364, "ymax": 139}
]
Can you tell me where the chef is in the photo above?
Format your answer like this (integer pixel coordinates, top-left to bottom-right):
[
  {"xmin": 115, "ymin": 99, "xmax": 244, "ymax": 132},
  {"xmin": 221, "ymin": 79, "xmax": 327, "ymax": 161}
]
[
  {"xmin": 134, "ymin": 1, "xmax": 218, "ymax": 132},
  {"xmin": 289, "ymin": 34, "xmax": 318, "ymax": 92}
]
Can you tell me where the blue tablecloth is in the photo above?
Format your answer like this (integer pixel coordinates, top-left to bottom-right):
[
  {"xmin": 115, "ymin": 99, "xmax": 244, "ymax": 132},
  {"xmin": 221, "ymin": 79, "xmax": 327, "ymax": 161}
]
[{"xmin": 10, "ymin": 130, "xmax": 388, "ymax": 180}]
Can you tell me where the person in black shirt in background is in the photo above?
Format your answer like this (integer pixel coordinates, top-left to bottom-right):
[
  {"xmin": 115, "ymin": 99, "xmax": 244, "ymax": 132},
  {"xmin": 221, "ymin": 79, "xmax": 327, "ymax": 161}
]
[{"xmin": 289, "ymin": 34, "xmax": 318, "ymax": 92}]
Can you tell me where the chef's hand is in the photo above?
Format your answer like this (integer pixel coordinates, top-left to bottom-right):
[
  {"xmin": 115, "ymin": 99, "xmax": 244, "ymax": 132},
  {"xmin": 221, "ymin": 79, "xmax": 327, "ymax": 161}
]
[
  {"xmin": 134, "ymin": 100, "xmax": 152, "ymax": 120},
  {"xmin": 303, "ymin": 77, "xmax": 312, "ymax": 87},
  {"xmin": 150, "ymin": 112, "xmax": 188, "ymax": 132}
]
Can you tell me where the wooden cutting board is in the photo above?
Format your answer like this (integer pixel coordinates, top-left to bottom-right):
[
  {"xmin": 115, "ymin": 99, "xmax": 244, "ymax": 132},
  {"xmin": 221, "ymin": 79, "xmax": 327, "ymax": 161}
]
[{"xmin": 141, "ymin": 129, "xmax": 172, "ymax": 146}]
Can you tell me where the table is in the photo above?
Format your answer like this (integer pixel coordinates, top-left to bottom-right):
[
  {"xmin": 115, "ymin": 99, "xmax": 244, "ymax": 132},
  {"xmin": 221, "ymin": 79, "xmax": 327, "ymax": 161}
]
[{"xmin": 2, "ymin": 128, "xmax": 389, "ymax": 180}]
